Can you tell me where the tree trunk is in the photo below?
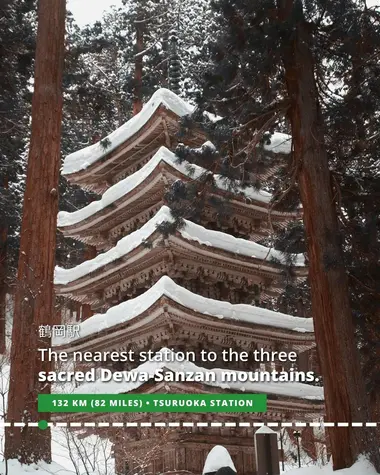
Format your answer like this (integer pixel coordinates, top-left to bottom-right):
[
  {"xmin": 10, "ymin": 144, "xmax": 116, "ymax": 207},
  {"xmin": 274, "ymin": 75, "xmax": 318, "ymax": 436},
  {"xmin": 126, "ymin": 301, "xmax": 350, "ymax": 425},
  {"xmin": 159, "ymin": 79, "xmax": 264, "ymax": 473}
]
[
  {"xmin": 5, "ymin": 0, "xmax": 66, "ymax": 464},
  {"xmin": 0, "ymin": 240, "xmax": 7, "ymax": 356},
  {"xmin": 279, "ymin": 1, "xmax": 380, "ymax": 470},
  {"xmin": 133, "ymin": 22, "xmax": 144, "ymax": 115},
  {"xmin": 0, "ymin": 175, "xmax": 8, "ymax": 355}
]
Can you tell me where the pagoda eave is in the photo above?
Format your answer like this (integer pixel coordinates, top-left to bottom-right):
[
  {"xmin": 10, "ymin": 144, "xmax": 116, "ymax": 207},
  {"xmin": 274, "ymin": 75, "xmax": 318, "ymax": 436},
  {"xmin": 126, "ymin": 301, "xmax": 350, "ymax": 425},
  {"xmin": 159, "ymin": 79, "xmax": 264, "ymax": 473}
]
[
  {"xmin": 64, "ymin": 107, "xmax": 206, "ymax": 193},
  {"xmin": 55, "ymin": 231, "xmax": 307, "ymax": 308},
  {"xmin": 58, "ymin": 160, "xmax": 301, "ymax": 250},
  {"xmin": 54, "ymin": 295, "xmax": 315, "ymax": 355}
]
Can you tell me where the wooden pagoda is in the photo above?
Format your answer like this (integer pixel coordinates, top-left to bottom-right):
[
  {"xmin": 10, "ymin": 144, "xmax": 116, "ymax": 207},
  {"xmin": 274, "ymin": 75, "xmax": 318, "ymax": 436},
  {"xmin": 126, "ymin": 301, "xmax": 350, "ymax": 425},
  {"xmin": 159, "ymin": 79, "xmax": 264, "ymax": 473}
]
[{"xmin": 55, "ymin": 88, "xmax": 323, "ymax": 475}]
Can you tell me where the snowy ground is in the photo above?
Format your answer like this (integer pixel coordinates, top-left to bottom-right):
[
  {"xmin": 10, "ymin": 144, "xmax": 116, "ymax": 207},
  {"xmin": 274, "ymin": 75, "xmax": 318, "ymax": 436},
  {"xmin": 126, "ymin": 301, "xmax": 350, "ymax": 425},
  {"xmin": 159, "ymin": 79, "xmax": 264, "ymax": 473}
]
[
  {"xmin": 201, "ymin": 442, "xmax": 378, "ymax": 475},
  {"xmin": 0, "ymin": 459, "xmax": 75, "ymax": 475},
  {"xmin": 285, "ymin": 457, "xmax": 378, "ymax": 475},
  {"xmin": 0, "ymin": 351, "xmax": 114, "ymax": 475},
  {"xmin": 1, "ymin": 452, "xmax": 373, "ymax": 475}
]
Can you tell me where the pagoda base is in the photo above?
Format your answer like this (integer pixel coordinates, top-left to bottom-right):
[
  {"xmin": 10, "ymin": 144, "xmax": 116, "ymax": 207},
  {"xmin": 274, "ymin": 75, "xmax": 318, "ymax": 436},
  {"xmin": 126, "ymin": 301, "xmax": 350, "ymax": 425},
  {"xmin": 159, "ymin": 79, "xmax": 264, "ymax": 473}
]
[{"xmin": 112, "ymin": 426, "xmax": 257, "ymax": 475}]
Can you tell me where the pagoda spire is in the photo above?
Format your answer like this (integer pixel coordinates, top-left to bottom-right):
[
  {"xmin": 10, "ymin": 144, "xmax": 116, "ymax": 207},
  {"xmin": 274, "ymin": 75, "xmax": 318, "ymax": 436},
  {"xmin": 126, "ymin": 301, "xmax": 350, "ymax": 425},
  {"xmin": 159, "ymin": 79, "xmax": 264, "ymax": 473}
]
[{"xmin": 168, "ymin": 27, "xmax": 181, "ymax": 94}]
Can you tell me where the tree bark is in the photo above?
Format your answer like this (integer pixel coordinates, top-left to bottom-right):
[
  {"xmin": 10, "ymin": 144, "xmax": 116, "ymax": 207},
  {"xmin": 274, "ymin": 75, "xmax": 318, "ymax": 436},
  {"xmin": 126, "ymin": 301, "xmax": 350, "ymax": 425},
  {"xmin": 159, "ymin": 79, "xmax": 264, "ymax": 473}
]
[
  {"xmin": 5, "ymin": 0, "xmax": 66, "ymax": 464},
  {"xmin": 279, "ymin": 1, "xmax": 380, "ymax": 470},
  {"xmin": 0, "ymin": 175, "xmax": 9, "ymax": 355},
  {"xmin": 133, "ymin": 21, "xmax": 144, "ymax": 115}
]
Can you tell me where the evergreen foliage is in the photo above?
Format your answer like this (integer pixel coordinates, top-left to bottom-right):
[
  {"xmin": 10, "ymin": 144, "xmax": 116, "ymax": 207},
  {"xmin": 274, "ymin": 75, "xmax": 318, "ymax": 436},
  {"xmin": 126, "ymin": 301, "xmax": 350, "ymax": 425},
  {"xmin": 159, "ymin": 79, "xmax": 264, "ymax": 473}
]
[
  {"xmin": 0, "ymin": 0, "xmax": 36, "ymax": 275},
  {"xmin": 166, "ymin": 0, "xmax": 380, "ymax": 410}
]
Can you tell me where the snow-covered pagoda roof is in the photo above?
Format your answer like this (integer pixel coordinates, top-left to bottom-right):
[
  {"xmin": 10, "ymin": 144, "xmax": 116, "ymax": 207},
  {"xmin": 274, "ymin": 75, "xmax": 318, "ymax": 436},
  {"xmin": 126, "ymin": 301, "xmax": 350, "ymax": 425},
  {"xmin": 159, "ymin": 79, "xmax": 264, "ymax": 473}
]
[
  {"xmin": 61, "ymin": 87, "xmax": 293, "ymax": 193},
  {"xmin": 53, "ymin": 276, "xmax": 315, "ymax": 353},
  {"xmin": 72, "ymin": 348, "xmax": 324, "ymax": 402},
  {"xmin": 58, "ymin": 146, "xmax": 301, "ymax": 250},
  {"xmin": 56, "ymin": 205, "xmax": 305, "ymax": 285},
  {"xmin": 55, "ymin": 206, "xmax": 307, "ymax": 307},
  {"xmin": 61, "ymin": 88, "xmax": 207, "ymax": 192}
]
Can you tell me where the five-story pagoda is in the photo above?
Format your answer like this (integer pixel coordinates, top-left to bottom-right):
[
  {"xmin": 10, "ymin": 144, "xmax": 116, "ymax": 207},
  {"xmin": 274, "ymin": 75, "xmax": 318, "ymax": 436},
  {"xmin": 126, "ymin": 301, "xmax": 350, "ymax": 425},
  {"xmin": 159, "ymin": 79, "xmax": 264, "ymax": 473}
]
[{"xmin": 54, "ymin": 88, "xmax": 324, "ymax": 475}]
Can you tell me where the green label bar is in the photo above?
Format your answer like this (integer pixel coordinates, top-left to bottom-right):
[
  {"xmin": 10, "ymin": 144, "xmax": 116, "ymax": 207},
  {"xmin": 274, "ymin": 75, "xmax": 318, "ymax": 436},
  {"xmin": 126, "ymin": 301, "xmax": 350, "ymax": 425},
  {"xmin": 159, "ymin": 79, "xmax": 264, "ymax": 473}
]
[{"xmin": 38, "ymin": 394, "xmax": 267, "ymax": 413}]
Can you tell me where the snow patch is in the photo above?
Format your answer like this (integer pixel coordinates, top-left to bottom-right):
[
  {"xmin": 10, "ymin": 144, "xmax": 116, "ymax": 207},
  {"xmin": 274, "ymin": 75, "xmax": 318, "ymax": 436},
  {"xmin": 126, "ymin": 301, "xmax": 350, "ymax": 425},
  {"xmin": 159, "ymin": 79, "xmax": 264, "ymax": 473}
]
[
  {"xmin": 255, "ymin": 425, "xmax": 276, "ymax": 434},
  {"xmin": 203, "ymin": 446, "xmax": 237, "ymax": 474},
  {"xmin": 285, "ymin": 456, "xmax": 378, "ymax": 475},
  {"xmin": 0, "ymin": 459, "xmax": 76, "ymax": 475},
  {"xmin": 263, "ymin": 132, "xmax": 292, "ymax": 154}
]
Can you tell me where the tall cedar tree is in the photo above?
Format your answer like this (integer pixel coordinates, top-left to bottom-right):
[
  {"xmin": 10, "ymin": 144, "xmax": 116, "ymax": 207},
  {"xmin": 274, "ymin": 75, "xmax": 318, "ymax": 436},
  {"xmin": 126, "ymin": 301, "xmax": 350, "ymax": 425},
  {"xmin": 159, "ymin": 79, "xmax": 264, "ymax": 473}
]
[
  {"xmin": 169, "ymin": 0, "xmax": 380, "ymax": 470},
  {"xmin": 5, "ymin": 0, "xmax": 66, "ymax": 463},
  {"xmin": 321, "ymin": 6, "xmax": 380, "ymax": 421}
]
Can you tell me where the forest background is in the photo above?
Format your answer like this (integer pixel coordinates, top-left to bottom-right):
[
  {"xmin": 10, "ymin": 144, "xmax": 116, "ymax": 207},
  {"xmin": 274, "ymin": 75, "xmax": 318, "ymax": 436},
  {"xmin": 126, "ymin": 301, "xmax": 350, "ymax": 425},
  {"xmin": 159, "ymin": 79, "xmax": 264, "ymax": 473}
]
[{"xmin": 1, "ymin": 0, "xmax": 380, "ymax": 472}]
